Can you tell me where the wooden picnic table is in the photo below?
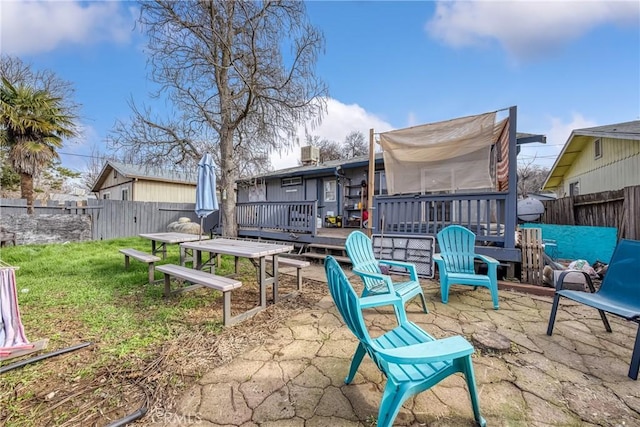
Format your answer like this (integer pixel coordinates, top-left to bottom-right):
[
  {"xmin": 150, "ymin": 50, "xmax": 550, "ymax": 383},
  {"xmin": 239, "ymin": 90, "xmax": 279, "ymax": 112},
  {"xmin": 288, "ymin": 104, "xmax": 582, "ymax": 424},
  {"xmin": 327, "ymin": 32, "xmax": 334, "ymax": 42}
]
[
  {"xmin": 139, "ymin": 232, "xmax": 209, "ymax": 261},
  {"xmin": 180, "ymin": 238, "xmax": 294, "ymax": 314}
]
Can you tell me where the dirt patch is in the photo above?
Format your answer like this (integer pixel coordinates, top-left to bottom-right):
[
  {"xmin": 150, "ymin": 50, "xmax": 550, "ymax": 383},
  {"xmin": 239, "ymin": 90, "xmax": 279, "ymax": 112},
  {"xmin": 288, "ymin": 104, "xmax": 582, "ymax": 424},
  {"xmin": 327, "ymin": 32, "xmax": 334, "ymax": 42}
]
[{"xmin": 0, "ymin": 272, "xmax": 328, "ymax": 426}]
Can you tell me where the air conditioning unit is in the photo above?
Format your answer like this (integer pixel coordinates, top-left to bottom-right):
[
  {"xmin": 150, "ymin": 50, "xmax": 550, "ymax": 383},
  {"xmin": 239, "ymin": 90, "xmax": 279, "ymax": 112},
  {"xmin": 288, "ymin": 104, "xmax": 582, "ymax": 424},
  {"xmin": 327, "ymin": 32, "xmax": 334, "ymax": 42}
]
[{"xmin": 301, "ymin": 146, "xmax": 320, "ymax": 164}]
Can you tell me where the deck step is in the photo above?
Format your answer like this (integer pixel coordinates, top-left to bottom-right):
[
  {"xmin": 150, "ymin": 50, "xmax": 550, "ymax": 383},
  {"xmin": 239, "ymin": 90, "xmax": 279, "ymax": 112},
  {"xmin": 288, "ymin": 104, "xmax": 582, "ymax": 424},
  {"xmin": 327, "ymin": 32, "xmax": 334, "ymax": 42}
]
[
  {"xmin": 303, "ymin": 252, "xmax": 351, "ymax": 264},
  {"xmin": 307, "ymin": 243, "xmax": 345, "ymax": 251}
]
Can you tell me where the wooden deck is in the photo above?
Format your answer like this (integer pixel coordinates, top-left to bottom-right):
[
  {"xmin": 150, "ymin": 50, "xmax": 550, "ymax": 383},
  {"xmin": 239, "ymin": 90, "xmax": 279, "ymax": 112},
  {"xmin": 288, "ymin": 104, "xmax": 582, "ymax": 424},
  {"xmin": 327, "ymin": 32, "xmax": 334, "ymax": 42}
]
[{"xmin": 236, "ymin": 192, "xmax": 521, "ymax": 264}]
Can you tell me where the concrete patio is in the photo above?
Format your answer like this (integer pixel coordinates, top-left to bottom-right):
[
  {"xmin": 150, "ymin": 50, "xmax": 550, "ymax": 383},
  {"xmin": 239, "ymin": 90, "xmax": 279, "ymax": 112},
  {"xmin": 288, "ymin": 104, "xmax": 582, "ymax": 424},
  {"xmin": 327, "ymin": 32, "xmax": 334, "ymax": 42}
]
[{"xmin": 163, "ymin": 264, "xmax": 640, "ymax": 426}]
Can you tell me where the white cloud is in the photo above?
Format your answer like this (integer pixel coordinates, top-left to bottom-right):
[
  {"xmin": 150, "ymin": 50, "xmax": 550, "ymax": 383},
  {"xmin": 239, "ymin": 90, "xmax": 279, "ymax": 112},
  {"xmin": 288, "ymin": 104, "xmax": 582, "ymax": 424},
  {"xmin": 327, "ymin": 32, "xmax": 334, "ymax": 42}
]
[
  {"xmin": 426, "ymin": 0, "xmax": 639, "ymax": 61},
  {"xmin": 1, "ymin": 1, "xmax": 135, "ymax": 55},
  {"xmin": 518, "ymin": 112, "xmax": 598, "ymax": 168},
  {"xmin": 270, "ymin": 98, "xmax": 394, "ymax": 170}
]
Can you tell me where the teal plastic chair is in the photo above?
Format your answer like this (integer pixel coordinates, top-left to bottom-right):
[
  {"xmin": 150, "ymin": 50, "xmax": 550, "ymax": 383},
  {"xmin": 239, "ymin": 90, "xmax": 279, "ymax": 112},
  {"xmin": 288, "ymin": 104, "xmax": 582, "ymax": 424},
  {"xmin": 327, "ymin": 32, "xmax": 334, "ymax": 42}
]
[
  {"xmin": 345, "ymin": 230, "xmax": 427, "ymax": 312},
  {"xmin": 324, "ymin": 256, "xmax": 486, "ymax": 427},
  {"xmin": 433, "ymin": 225, "xmax": 500, "ymax": 309},
  {"xmin": 547, "ymin": 239, "xmax": 640, "ymax": 380}
]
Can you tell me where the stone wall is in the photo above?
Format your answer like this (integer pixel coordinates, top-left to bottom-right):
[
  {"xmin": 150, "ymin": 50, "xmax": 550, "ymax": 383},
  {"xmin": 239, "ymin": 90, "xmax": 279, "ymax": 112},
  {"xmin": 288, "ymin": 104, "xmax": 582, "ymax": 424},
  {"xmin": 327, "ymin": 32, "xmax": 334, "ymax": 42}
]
[{"xmin": 0, "ymin": 214, "xmax": 92, "ymax": 245}]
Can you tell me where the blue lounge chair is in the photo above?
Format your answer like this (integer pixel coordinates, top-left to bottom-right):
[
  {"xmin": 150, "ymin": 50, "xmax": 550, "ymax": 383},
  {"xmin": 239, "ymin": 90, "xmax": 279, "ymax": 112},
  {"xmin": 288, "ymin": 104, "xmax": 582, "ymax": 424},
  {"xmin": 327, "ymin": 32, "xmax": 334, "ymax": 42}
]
[
  {"xmin": 547, "ymin": 239, "xmax": 640, "ymax": 380},
  {"xmin": 433, "ymin": 225, "xmax": 500, "ymax": 309},
  {"xmin": 345, "ymin": 230, "xmax": 427, "ymax": 312},
  {"xmin": 324, "ymin": 256, "xmax": 486, "ymax": 427}
]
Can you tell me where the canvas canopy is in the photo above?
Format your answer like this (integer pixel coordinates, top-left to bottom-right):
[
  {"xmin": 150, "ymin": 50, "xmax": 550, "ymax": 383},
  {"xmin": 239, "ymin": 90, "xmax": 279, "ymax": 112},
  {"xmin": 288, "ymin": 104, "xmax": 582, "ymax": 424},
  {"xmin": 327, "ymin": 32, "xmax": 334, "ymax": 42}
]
[{"xmin": 379, "ymin": 112, "xmax": 508, "ymax": 195}]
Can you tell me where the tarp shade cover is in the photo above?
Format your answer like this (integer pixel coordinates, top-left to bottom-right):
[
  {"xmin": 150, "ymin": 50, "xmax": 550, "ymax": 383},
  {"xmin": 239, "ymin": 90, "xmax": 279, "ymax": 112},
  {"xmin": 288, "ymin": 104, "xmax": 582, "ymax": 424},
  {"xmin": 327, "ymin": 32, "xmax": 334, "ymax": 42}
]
[{"xmin": 380, "ymin": 112, "xmax": 507, "ymax": 195}]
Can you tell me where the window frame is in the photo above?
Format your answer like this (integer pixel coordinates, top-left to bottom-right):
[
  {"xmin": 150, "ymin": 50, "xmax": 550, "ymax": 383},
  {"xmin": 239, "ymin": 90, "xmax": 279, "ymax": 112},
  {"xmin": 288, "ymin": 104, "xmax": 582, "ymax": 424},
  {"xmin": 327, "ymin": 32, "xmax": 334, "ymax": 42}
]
[
  {"xmin": 121, "ymin": 188, "xmax": 129, "ymax": 201},
  {"xmin": 324, "ymin": 179, "xmax": 337, "ymax": 202},
  {"xmin": 569, "ymin": 181, "xmax": 580, "ymax": 197},
  {"xmin": 594, "ymin": 138, "xmax": 602, "ymax": 159},
  {"xmin": 281, "ymin": 176, "xmax": 302, "ymax": 187},
  {"xmin": 103, "ymin": 192, "xmax": 111, "ymax": 200}
]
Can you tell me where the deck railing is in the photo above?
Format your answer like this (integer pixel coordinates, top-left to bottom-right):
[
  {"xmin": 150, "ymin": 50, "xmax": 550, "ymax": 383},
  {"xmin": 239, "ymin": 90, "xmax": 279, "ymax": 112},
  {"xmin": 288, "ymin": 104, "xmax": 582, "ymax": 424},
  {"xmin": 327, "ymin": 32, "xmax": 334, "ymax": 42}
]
[
  {"xmin": 373, "ymin": 192, "xmax": 516, "ymax": 249},
  {"xmin": 236, "ymin": 200, "xmax": 318, "ymax": 234}
]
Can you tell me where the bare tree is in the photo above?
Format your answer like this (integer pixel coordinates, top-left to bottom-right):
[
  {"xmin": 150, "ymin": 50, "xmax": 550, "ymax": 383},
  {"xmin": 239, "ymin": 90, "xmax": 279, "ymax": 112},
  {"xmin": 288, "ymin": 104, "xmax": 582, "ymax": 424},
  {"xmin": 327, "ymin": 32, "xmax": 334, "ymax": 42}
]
[
  {"xmin": 342, "ymin": 131, "xmax": 367, "ymax": 158},
  {"xmin": 302, "ymin": 134, "xmax": 341, "ymax": 163},
  {"xmin": 517, "ymin": 159, "xmax": 550, "ymax": 198},
  {"xmin": 81, "ymin": 145, "xmax": 117, "ymax": 191},
  {"xmin": 0, "ymin": 55, "xmax": 80, "ymax": 111},
  {"xmin": 108, "ymin": 1, "xmax": 328, "ymax": 236}
]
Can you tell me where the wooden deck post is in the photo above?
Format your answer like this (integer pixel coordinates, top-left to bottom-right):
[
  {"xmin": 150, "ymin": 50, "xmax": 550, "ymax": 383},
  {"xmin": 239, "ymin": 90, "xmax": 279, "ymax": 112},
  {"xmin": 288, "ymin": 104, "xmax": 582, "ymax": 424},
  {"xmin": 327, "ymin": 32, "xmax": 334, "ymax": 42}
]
[{"xmin": 367, "ymin": 128, "xmax": 375, "ymax": 237}]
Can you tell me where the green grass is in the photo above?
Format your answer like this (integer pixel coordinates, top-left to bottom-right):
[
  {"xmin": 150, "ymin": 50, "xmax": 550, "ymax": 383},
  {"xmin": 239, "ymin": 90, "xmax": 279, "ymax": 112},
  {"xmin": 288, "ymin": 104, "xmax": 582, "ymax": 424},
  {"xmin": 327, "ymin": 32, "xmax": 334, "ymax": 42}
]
[{"xmin": 0, "ymin": 237, "xmax": 244, "ymax": 426}]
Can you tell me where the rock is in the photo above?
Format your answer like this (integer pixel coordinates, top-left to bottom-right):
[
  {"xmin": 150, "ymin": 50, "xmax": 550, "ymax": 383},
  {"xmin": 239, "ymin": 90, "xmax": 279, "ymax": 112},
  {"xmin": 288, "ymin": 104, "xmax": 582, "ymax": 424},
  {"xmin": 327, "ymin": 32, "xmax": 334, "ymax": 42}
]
[
  {"xmin": 167, "ymin": 219, "xmax": 202, "ymax": 235},
  {"xmin": 472, "ymin": 331, "xmax": 512, "ymax": 354}
]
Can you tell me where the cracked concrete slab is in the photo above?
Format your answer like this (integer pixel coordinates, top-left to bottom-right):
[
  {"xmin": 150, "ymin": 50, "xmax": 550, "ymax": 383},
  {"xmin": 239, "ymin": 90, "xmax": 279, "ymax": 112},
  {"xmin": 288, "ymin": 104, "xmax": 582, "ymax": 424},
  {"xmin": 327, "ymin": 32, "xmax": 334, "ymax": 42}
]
[{"xmin": 164, "ymin": 264, "xmax": 640, "ymax": 426}]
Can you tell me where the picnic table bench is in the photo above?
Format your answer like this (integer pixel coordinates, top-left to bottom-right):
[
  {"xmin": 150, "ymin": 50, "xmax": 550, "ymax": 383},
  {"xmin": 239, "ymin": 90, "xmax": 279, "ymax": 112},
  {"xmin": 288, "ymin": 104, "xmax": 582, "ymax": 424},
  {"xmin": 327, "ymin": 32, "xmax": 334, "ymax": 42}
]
[
  {"xmin": 269, "ymin": 257, "xmax": 310, "ymax": 291},
  {"xmin": 119, "ymin": 248, "xmax": 161, "ymax": 283},
  {"xmin": 0, "ymin": 229, "xmax": 16, "ymax": 247},
  {"xmin": 155, "ymin": 264, "xmax": 243, "ymax": 326}
]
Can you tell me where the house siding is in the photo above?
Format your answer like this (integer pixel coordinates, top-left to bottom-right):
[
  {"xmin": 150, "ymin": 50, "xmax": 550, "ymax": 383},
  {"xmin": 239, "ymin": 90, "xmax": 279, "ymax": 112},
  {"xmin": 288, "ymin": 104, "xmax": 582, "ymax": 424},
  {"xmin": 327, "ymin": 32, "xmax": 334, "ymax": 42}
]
[
  {"xmin": 268, "ymin": 179, "xmax": 305, "ymax": 201},
  {"xmin": 236, "ymin": 162, "xmax": 385, "ymax": 226},
  {"xmin": 135, "ymin": 181, "xmax": 196, "ymax": 203},
  {"xmin": 96, "ymin": 170, "xmax": 134, "ymax": 200},
  {"xmin": 557, "ymin": 137, "xmax": 640, "ymax": 197}
]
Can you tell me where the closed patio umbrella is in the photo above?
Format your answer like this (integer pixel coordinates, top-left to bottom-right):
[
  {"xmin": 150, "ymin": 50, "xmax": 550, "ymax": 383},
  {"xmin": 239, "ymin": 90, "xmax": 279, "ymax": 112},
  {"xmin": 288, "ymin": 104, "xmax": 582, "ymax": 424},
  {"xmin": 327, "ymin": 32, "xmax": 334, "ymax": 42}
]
[{"xmin": 195, "ymin": 153, "xmax": 219, "ymax": 239}]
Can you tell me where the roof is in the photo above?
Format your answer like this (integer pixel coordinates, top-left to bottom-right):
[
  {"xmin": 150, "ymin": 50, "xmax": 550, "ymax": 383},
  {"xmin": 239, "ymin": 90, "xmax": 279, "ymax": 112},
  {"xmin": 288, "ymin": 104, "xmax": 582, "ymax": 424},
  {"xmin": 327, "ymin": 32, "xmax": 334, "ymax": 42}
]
[
  {"xmin": 542, "ymin": 120, "xmax": 640, "ymax": 190},
  {"xmin": 239, "ymin": 152, "xmax": 385, "ymax": 182},
  {"xmin": 91, "ymin": 161, "xmax": 197, "ymax": 192}
]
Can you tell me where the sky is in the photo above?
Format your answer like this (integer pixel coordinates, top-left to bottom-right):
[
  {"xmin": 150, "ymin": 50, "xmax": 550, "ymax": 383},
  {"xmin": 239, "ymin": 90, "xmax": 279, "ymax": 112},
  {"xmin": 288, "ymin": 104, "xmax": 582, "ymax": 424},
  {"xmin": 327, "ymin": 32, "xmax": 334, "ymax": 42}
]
[{"xmin": 2, "ymin": 0, "xmax": 639, "ymax": 175}]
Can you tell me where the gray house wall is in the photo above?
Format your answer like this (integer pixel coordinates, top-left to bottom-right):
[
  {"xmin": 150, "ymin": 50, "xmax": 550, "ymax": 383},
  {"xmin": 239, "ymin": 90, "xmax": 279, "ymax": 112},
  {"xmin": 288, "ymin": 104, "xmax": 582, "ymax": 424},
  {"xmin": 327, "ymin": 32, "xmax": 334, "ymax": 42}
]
[{"xmin": 237, "ymin": 164, "xmax": 384, "ymax": 226}]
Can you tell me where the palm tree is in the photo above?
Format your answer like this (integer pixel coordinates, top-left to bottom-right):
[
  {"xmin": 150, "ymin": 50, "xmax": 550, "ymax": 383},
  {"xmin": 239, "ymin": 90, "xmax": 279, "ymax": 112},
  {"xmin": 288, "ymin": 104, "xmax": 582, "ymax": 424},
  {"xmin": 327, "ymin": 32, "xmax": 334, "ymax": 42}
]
[{"xmin": 1, "ymin": 77, "xmax": 77, "ymax": 213}]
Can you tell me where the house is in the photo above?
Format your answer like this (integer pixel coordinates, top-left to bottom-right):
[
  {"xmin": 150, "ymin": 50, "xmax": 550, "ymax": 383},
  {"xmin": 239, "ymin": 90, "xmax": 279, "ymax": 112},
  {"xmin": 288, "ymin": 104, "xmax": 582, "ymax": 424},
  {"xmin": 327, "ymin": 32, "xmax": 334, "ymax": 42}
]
[
  {"xmin": 237, "ymin": 152, "xmax": 385, "ymax": 230},
  {"xmin": 91, "ymin": 161, "xmax": 197, "ymax": 203},
  {"xmin": 236, "ymin": 106, "xmax": 545, "ymax": 265},
  {"xmin": 542, "ymin": 120, "xmax": 640, "ymax": 196}
]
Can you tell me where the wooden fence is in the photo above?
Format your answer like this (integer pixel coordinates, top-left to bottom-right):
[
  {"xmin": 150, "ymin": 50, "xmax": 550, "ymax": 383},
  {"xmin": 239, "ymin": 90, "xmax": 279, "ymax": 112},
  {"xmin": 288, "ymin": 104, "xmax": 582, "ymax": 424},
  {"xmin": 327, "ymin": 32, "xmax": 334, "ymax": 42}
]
[
  {"xmin": 0, "ymin": 198, "xmax": 218, "ymax": 242},
  {"xmin": 541, "ymin": 185, "xmax": 640, "ymax": 240}
]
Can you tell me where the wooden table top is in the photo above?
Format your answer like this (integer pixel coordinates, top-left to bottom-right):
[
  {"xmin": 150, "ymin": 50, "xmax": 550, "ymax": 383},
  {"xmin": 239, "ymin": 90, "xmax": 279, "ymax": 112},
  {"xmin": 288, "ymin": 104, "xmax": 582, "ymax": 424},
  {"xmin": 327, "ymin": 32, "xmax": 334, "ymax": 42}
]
[
  {"xmin": 139, "ymin": 232, "xmax": 210, "ymax": 244},
  {"xmin": 180, "ymin": 238, "xmax": 294, "ymax": 258}
]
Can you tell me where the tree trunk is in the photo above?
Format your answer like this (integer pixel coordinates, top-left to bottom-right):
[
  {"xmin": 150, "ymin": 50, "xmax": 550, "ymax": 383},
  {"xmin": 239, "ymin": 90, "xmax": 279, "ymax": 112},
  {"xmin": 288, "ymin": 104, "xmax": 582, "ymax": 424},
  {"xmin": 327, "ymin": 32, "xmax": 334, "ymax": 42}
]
[
  {"xmin": 220, "ymin": 127, "xmax": 238, "ymax": 237},
  {"xmin": 20, "ymin": 172, "xmax": 35, "ymax": 214}
]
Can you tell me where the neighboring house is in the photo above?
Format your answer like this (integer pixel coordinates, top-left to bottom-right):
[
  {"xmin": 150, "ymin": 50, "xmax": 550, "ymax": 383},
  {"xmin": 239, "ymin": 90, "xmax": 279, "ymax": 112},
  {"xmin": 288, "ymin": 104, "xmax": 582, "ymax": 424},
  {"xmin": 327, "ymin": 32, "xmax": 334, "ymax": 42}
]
[
  {"xmin": 91, "ymin": 161, "xmax": 197, "ymax": 203},
  {"xmin": 542, "ymin": 120, "xmax": 640, "ymax": 197}
]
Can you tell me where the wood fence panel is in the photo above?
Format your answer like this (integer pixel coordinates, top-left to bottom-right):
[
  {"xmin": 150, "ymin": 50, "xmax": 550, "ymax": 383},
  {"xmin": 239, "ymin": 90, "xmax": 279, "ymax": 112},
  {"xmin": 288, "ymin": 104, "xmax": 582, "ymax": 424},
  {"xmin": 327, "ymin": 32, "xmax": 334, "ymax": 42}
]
[
  {"xmin": 90, "ymin": 200, "xmax": 199, "ymax": 240},
  {"xmin": 540, "ymin": 185, "xmax": 639, "ymax": 240},
  {"xmin": 521, "ymin": 228, "xmax": 543, "ymax": 285},
  {"xmin": 1, "ymin": 198, "xmax": 201, "ymax": 243},
  {"xmin": 624, "ymin": 186, "xmax": 640, "ymax": 240}
]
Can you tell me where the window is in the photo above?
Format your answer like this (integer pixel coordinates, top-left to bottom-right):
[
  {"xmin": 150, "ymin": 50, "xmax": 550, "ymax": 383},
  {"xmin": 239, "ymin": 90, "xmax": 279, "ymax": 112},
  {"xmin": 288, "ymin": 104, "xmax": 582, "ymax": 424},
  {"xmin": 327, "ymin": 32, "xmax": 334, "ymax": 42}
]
[
  {"xmin": 282, "ymin": 176, "xmax": 302, "ymax": 187},
  {"xmin": 569, "ymin": 181, "xmax": 580, "ymax": 196},
  {"xmin": 594, "ymin": 139, "xmax": 602, "ymax": 159},
  {"xmin": 324, "ymin": 179, "xmax": 337, "ymax": 202},
  {"xmin": 103, "ymin": 192, "xmax": 111, "ymax": 200},
  {"xmin": 121, "ymin": 188, "xmax": 129, "ymax": 201},
  {"xmin": 113, "ymin": 170, "xmax": 118, "ymax": 179}
]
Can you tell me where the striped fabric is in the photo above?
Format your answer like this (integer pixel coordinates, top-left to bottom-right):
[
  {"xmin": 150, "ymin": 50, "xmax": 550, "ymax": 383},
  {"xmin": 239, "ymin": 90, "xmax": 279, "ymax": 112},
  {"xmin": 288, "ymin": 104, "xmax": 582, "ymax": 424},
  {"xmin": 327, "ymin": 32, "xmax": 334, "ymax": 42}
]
[
  {"xmin": 0, "ymin": 267, "xmax": 33, "ymax": 357},
  {"xmin": 497, "ymin": 119, "xmax": 510, "ymax": 191}
]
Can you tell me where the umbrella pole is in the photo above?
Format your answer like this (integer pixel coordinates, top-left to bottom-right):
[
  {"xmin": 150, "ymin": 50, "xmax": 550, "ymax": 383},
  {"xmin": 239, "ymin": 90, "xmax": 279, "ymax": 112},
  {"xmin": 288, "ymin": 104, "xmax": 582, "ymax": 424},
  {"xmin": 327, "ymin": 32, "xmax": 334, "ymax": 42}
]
[{"xmin": 199, "ymin": 217, "xmax": 204, "ymax": 241}]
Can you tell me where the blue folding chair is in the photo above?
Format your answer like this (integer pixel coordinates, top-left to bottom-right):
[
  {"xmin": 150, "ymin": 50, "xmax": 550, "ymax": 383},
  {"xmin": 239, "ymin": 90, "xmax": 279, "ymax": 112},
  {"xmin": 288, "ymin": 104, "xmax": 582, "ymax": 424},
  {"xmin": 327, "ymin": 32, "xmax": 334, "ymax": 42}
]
[{"xmin": 547, "ymin": 239, "xmax": 640, "ymax": 380}]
